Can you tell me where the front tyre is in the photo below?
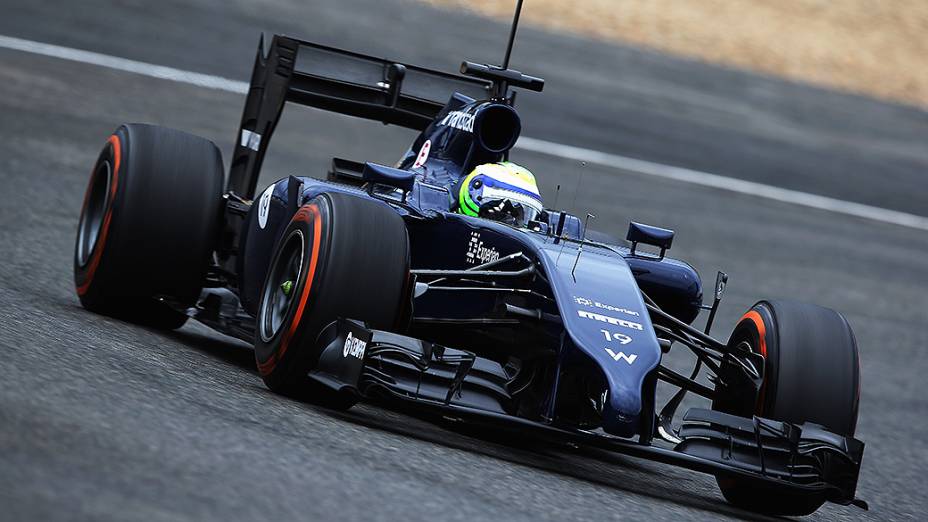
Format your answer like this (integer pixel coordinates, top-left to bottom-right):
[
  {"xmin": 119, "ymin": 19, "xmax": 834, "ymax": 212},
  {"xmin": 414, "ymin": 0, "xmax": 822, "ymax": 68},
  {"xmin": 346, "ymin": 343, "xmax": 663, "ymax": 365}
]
[
  {"xmin": 712, "ymin": 300, "xmax": 861, "ymax": 516},
  {"xmin": 255, "ymin": 192, "xmax": 410, "ymax": 407},
  {"xmin": 74, "ymin": 124, "xmax": 224, "ymax": 329}
]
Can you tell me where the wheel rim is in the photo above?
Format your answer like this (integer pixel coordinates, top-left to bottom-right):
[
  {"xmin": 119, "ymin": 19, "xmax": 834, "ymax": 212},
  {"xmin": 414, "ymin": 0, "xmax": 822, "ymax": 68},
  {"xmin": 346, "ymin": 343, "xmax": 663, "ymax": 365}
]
[
  {"xmin": 260, "ymin": 229, "xmax": 305, "ymax": 342},
  {"xmin": 76, "ymin": 160, "xmax": 112, "ymax": 267}
]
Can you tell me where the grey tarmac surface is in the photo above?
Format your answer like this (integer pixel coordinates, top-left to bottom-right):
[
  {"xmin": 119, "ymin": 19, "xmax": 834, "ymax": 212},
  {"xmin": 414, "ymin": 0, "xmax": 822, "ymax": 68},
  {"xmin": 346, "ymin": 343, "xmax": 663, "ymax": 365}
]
[{"xmin": 0, "ymin": 1, "xmax": 926, "ymax": 521}]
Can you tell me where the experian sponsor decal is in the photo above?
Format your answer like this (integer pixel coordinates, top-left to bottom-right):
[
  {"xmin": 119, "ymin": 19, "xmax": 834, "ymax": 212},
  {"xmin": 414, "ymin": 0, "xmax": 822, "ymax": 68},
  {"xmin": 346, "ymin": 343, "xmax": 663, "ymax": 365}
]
[
  {"xmin": 573, "ymin": 296, "xmax": 640, "ymax": 317},
  {"xmin": 439, "ymin": 110, "xmax": 475, "ymax": 133},
  {"xmin": 577, "ymin": 309, "xmax": 643, "ymax": 330},
  {"xmin": 465, "ymin": 231, "xmax": 499, "ymax": 265}
]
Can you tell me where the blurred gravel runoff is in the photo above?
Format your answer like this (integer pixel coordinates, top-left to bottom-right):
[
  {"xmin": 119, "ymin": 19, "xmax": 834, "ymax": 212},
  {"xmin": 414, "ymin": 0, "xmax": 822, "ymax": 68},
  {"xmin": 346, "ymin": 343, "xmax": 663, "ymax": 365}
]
[{"xmin": 424, "ymin": 0, "xmax": 928, "ymax": 108}]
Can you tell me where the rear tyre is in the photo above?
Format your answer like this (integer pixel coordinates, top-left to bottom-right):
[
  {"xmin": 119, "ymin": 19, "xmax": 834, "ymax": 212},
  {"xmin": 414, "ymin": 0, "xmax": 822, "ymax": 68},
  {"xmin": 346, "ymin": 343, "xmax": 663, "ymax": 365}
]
[
  {"xmin": 712, "ymin": 300, "xmax": 860, "ymax": 516},
  {"xmin": 74, "ymin": 124, "xmax": 224, "ymax": 329},
  {"xmin": 254, "ymin": 192, "xmax": 410, "ymax": 408}
]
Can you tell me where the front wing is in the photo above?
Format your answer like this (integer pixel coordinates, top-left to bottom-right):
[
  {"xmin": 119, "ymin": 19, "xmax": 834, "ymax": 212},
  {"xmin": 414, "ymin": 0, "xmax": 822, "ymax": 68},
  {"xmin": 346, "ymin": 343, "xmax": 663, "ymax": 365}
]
[{"xmin": 308, "ymin": 319, "xmax": 867, "ymax": 510}]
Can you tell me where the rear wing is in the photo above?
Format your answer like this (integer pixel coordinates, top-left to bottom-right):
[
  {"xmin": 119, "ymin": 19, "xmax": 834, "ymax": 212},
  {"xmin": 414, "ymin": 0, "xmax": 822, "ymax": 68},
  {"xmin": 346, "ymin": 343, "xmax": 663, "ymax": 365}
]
[{"xmin": 227, "ymin": 34, "xmax": 492, "ymax": 198}]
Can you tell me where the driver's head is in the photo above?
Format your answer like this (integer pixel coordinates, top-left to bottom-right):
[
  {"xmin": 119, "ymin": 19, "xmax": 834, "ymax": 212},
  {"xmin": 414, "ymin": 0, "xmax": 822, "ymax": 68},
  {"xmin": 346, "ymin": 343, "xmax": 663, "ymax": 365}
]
[{"xmin": 457, "ymin": 161, "xmax": 543, "ymax": 226}]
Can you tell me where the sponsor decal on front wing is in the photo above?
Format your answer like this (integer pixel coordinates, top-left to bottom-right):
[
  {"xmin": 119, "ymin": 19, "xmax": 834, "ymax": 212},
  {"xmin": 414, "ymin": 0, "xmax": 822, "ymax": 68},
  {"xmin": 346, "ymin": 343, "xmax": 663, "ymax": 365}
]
[{"xmin": 342, "ymin": 332, "xmax": 367, "ymax": 359}]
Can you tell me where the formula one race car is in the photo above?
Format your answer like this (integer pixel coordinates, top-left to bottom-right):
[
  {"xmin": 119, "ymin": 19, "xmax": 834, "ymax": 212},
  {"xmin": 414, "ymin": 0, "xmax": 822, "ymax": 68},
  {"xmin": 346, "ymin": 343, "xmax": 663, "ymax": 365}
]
[{"xmin": 72, "ymin": 4, "xmax": 865, "ymax": 516}]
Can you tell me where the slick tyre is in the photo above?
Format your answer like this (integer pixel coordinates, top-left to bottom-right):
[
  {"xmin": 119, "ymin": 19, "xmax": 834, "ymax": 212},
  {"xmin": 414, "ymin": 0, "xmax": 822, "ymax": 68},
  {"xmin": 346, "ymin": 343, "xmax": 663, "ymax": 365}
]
[
  {"xmin": 255, "ymin": 192, "xmax": 409, "ymax": 408},
  {"xmin": 74, "ymin": 124, "xmax": 224, "ymax": 329},
  {"xmin": 712, "ymin": 300, "xmax": 860, "ymax": 516}
]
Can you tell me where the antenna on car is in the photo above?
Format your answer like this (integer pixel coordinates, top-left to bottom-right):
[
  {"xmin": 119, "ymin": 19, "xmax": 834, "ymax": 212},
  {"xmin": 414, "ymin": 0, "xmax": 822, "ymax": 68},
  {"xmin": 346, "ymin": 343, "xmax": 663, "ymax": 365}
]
[
  {"xmin": 570, "ymin": 161, "xmax": 587, "ymax": 211},
  {"xmin": 460, "ymin": 0, "xmax": 544, "ymax": 101},
  {"xmin": 502, "ymin": 0, "xmax": 524, "ymax": 70},
  {"xmin": 572, "ymin": 213, "xmax": 595, "ymax": 279}
]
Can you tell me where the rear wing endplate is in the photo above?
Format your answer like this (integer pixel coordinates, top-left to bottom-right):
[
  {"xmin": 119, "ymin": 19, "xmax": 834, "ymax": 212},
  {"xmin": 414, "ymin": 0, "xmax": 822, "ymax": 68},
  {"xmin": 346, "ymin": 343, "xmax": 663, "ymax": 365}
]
[{"xmin": 227, "ymin": 34, "xmax": 491, "ymax": 198}]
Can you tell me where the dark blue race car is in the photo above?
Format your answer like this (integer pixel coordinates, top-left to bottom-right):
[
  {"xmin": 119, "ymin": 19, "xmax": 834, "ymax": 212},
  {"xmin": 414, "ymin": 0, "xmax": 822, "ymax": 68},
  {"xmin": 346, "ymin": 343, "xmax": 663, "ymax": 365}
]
[{"xmin": 72, "ymin": 10, "xmax": 866, "ymax": 516}]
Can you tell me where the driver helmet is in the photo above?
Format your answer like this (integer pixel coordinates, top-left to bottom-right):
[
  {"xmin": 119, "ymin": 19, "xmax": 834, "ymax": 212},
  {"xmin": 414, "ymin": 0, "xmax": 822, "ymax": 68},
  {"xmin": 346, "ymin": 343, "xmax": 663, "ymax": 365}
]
[{"xmin": 457, "ymin": 161, "xmax": 544, "ymax": 225}]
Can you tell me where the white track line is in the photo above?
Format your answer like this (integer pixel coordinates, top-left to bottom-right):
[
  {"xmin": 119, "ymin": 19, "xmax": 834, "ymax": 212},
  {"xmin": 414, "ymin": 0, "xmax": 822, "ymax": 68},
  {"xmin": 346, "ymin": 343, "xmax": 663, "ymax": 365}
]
[
  {"xmin": 2, "ymin": 34, "xmax": 925, "ymax": 232},
  {"xmin": 0, "ymin": 35, "xmax": 249, "ymax": 94},
  {"xmin": 515, "ymin": 137, "xmax": 928, "ymax": 231}
]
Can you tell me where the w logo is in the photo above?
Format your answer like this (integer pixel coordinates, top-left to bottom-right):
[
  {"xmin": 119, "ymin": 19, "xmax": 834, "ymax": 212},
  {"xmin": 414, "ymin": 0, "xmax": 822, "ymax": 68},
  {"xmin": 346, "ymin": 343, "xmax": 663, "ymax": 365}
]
[{"xmin": 605, "ymin": 348, "xmax": 637, "ymax": 364}]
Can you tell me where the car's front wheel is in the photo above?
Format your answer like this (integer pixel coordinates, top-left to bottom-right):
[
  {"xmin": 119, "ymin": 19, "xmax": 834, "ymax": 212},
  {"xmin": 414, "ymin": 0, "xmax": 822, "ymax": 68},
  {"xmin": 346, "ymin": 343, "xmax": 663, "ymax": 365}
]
[
  {"xmin": 254, "ymin": 192, "xmax": 410, "ymax": 407},
  {"xmin": 712, "ymin": 299, "xmax": 860, "ymax": 516}
]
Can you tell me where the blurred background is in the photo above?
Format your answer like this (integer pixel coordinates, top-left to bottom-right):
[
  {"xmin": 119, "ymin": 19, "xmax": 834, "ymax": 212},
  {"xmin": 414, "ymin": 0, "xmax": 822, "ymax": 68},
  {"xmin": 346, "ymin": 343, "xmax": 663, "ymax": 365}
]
[
  {"xmin": 0, "ymin": 1, "xmax": 925, "ymax": 521},
  {"xmin": 428, "ymin": 0, "xmax": 928, "ymax": 108}
]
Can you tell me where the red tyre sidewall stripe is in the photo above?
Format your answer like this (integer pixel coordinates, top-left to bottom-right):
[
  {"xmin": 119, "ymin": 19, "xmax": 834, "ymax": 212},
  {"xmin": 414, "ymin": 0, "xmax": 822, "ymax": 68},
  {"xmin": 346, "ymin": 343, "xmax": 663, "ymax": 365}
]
[
  {"xmin": 257, "ymin": 204, "xmax": 322, "ymax": 376},
  {"xmin": 741, "ymin": 310, "xmax": 769, "ymax": 415},
  {"xmin": 77, "ymin": 135, "xmax": 121, "ymax": 296},
  {"xmin": 742, "ymin": 310, "xmax": 767, "ymax": 358}
]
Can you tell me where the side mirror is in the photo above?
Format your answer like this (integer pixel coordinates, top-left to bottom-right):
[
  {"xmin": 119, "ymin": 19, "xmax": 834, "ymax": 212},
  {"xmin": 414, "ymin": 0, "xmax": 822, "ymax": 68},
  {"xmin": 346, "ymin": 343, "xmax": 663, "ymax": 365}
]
[
  {"xmin": 626, "ymin": 222, "xmax": 674, "ymax": 259},
  {"xmin": 362, "ymin": 162, "xmax": 416, "ymax": 193}
]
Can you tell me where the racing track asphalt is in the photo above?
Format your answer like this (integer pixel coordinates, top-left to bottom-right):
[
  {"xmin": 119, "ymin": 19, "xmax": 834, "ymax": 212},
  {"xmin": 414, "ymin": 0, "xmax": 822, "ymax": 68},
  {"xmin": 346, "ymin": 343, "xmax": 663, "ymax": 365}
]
[{"xmin": 0, "ymin": 1, "xmax": 926, "ymax": 520}]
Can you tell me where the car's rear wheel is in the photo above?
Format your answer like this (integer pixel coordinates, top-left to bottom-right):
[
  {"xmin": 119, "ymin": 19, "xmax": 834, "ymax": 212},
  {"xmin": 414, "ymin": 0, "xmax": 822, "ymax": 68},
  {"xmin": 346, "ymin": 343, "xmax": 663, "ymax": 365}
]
[
  {"xmin": 254, "ymin": 192, "xmax": 410, "ymax": 407},
  {"xmin": 712, "ymin": 300, "xmax": 860, "ymax": 516},
  {"xmin": 74, "ymin": 124, "xmax": 224, "ymax": 329}
]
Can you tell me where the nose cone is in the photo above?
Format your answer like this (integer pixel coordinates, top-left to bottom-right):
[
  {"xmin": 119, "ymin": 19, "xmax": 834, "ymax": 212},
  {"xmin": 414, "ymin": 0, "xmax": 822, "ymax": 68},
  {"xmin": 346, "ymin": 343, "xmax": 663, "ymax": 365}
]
[
  {"xmin": 601, "ymin": 387, "xmax": 644, "ymax": 438},
  {"xmin": 528, "ymin": 234, "xmax": 664, "ymax": 441}
]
